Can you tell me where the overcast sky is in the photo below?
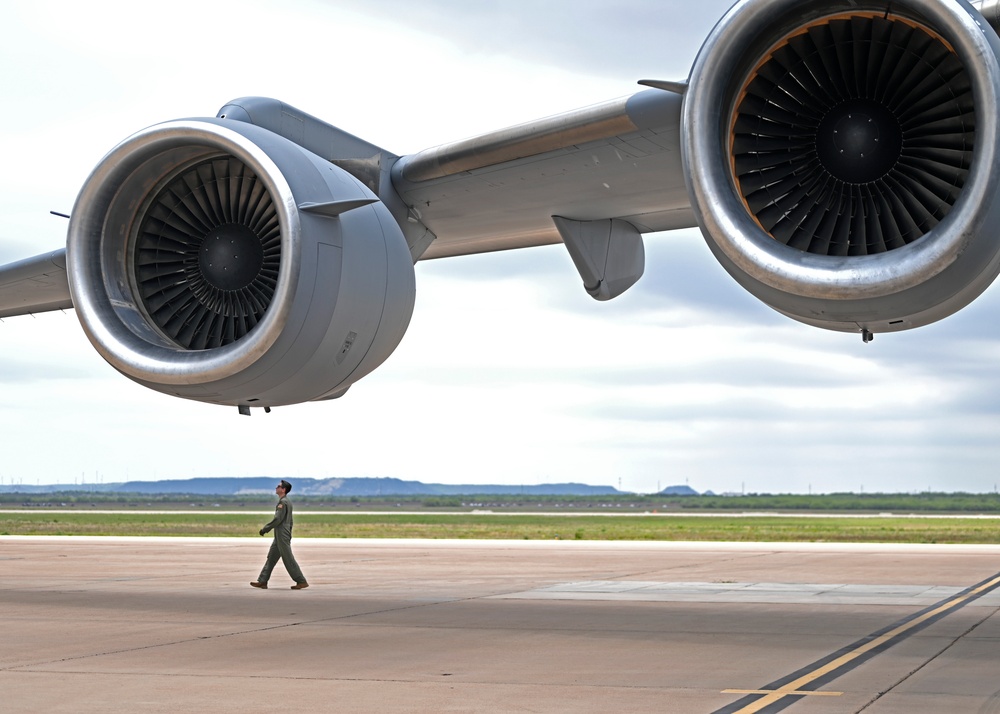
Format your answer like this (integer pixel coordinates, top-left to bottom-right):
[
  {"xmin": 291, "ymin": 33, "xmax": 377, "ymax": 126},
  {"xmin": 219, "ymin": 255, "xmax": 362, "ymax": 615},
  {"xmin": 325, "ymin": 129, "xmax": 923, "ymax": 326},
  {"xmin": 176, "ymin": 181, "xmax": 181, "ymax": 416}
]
[{"xmin": 2, "ymin": 0, "xmax": 999, "ymax": 495}]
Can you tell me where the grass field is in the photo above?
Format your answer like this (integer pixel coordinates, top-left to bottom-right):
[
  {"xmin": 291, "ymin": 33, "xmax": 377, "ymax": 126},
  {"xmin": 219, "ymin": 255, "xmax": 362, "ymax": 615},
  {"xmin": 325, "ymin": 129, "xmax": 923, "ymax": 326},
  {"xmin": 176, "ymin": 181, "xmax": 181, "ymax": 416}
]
[{"xmin": 2, "ymin": 511, "xmax": 1000, "ymax": 542}]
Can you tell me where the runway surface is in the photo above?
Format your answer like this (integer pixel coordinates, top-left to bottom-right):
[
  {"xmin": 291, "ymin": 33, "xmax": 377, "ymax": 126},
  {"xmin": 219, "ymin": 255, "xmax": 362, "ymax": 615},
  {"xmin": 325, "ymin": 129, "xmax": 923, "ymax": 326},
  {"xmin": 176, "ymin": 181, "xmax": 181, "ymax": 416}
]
[{"xmin": 2, "ymin": 537, "xmax": 1000, "ymax": 713}]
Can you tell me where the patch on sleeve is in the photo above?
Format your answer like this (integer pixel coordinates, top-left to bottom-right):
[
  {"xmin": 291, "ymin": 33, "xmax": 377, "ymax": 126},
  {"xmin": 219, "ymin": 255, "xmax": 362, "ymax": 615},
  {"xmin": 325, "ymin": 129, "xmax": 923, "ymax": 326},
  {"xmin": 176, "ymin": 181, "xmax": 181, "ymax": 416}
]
[{"xmin": 277, "ymin": 504, "xmax": 284, "ymax": 509}]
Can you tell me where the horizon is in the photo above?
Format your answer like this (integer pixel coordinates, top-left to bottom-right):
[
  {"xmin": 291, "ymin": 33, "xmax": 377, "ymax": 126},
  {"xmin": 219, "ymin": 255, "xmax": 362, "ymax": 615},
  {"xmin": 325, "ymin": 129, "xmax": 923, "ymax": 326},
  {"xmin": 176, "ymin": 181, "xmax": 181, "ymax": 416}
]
[{"xmin": 2, "ymin": 474, "xmax": 999, "ymax": 498}]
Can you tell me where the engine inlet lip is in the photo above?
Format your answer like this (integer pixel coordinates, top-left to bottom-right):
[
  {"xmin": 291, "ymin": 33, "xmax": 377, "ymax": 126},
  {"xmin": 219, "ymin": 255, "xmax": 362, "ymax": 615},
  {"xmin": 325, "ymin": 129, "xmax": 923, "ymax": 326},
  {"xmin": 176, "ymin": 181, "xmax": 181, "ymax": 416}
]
[
  {"xmin": 67, "ymin": 119, "xmax": 301, "ymax": 385},
  {"xmin": 682, "ymin": 0, "xmax": 1000, "ymax": 300}
]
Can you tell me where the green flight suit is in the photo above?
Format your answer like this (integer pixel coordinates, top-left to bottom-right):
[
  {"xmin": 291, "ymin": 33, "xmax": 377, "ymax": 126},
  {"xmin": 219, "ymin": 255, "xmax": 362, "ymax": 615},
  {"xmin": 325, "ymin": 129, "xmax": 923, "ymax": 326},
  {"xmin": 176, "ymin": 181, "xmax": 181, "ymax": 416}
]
[{"xmin": 257, "ymin": 496, "xmax": 306, "ymax": 585}]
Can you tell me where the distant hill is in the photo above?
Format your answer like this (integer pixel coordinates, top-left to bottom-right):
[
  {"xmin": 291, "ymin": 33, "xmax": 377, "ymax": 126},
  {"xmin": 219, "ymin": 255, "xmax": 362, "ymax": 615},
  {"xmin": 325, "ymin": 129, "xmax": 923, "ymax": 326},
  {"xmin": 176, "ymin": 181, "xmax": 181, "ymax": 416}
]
[
  {"xmin": 659, "ymin": 485, "xmax": 700, "ymax": 496},
  {"xmin": 0, "ymin": 476, "xmax": 624, "ymax": 497}
]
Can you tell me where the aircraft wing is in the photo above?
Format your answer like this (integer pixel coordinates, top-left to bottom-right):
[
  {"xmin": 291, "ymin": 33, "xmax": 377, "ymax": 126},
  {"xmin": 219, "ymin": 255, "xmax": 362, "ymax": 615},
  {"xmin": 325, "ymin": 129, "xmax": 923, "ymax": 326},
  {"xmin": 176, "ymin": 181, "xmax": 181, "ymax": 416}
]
[
  {"xmin": 0, "ymin": 87, "xmax": 690, "ymax": 319},
  {"xmin": 0, "ymin": 249, "xmax": 72, "ymax": 318},
  {"xmin": 392, "ymin": 89, "xmax": 694, "ymax": 259}
]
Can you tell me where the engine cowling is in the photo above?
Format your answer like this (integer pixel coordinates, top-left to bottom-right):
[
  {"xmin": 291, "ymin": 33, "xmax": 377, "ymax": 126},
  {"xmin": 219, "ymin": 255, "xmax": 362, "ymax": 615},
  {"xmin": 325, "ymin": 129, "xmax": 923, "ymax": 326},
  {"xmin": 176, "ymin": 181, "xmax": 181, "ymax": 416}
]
[
  {"xmin": 682, "ymin": 0, "xmax": 1000, "ymax": 334},
  {"xmin": 66, "ymin": 118, "xmax": 415, "ymax": 408}
]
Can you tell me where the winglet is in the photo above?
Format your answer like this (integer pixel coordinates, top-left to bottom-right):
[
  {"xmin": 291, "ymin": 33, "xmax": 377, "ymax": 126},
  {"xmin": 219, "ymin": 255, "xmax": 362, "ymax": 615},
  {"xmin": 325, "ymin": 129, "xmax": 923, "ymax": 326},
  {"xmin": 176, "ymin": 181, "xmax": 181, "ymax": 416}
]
[{"xmin": 638, "ymin": 79, "xmax": 689, "ymax": 94}]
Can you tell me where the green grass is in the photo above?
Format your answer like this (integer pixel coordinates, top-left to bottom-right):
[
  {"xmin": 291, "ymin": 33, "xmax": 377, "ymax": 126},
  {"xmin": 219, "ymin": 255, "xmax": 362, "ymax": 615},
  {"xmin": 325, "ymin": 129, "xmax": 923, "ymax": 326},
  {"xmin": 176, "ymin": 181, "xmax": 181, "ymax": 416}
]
[{"xmin": 2, "ymin": 511, "xmax": 1000, "ymax": 542}]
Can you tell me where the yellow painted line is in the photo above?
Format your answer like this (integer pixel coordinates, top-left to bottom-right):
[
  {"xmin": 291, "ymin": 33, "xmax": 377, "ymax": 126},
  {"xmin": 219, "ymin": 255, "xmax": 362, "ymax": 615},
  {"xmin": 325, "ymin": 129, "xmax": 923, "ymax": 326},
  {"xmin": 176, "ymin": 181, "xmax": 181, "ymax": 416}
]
[
  {"xmin": 723, "ymin": 690, "xmax": 842, "ymax": 697},
  {"xmin": 729, "ymin": 573, "xmax": 1000, "ymax": 713}
]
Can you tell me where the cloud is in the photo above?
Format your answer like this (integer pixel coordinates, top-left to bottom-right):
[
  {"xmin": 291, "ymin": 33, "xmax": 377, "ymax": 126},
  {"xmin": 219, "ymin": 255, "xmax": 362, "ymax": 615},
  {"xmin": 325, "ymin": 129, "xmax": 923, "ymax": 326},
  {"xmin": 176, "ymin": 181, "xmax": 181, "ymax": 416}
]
[
  {"xmin": 328, "ymin": 0, "xmax": 735, "ymax": 80},
  {"xmin": 2, "ymin": 0, "xmax": 1000, "ymax": 495}
]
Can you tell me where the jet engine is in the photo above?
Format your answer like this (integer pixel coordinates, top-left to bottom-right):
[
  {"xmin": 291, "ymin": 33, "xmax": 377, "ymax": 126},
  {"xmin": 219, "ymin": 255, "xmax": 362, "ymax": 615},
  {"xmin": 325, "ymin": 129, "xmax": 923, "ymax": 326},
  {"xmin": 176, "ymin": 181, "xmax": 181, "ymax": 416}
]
[
  {"xmin": 66, "ymin": 118, "xmax": 415, "ymax": 409},
  {"xmin": 682, "ymin": 0, "xmax": 1000, "ymax": 335}
]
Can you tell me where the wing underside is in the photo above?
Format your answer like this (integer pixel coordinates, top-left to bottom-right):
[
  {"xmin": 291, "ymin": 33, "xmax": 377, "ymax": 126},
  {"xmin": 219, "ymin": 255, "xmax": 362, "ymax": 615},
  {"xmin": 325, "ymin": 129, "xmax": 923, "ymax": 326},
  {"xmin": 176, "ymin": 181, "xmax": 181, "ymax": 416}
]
[
  {"xmin": 0, "ymin": 249, "xmax": 72, "ymax": 318},
  {"xmin": 394, "ymin": 88, "xmax": 693, "ymax": 259}
]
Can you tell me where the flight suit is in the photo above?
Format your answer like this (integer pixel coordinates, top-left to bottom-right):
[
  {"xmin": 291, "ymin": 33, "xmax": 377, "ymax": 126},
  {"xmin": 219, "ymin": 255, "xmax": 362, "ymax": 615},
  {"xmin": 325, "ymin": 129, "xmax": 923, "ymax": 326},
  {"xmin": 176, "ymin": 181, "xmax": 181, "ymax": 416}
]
[{"xmin": 256, "ymin": 496, "xmax": 306, "ymax": 585}]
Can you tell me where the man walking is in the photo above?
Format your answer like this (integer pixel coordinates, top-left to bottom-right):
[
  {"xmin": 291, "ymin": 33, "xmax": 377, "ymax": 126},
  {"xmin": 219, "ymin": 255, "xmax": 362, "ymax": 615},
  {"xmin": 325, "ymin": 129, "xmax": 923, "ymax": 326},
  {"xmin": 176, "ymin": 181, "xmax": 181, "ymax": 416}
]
[{"xmin": 251, "ymin": 480, "xmax": 309, "ymax": 590}]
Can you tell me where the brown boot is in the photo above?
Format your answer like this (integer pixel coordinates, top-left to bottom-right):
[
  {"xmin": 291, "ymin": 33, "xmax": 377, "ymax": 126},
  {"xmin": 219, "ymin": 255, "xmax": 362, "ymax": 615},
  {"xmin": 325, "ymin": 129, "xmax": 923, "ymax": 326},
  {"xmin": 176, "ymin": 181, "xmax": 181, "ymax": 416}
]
[
  {"xmin": 290, "ymin": 582, "xmax": 309, "ymax": 590},
  {"xmin": 250, "ymin": 581, "xmax": 267, "ymax": 589}
]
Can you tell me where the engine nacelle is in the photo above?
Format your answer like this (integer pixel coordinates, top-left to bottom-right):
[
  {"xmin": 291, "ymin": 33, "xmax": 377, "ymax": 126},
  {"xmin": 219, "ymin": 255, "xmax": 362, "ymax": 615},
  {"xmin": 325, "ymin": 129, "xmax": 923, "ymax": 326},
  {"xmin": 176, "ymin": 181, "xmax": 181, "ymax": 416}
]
[
  {"xmin": 683, "ymin": 0, "xmax": 1000, "ymax": 334},
  {"xmin": 66, "ymin": 118, "xmax": 415, "ymax": 408}
]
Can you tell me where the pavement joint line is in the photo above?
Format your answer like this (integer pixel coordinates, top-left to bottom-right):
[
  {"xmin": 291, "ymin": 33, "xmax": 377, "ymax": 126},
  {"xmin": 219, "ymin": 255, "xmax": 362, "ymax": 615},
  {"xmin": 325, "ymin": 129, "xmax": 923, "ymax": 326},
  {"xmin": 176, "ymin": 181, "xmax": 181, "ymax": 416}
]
[
  {"xmin": 856, "ymin": 600, "xmax": 1000, "ymax": 711},
  {"xmin": 5, "ymin": 592, "xmax": 474, "ymax": 670},
  {"xmin": 713, "ymin": 570, "xmax": 1000, "ymax": 714},
  {"xmin": 591, "ymin": 550, "xmax": 777, "ymax": 583},
  {"xmin": 1, "ymin": 622, "xmax": 300, "ymax": 672},
  {"xmin": 5, "ymin": 588, "xmax": 533, "ymax": 673},
  {"xmin": 5, "ymin": 580, "xmax": 628, "ymax": 678},
  {"xmin": 0, "ymin": 667, "xmax": 697, "ymax": 691}
]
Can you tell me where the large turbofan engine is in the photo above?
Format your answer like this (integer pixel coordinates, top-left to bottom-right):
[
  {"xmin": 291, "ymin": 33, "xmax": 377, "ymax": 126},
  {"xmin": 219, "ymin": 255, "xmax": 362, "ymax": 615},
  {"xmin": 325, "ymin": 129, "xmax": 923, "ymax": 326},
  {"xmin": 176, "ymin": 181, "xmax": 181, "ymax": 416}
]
[
  {"xmin": 66, "ymin": 118, "xmax": 415, "ymax": 409},
  {"xmin": 682, "ymin": 0, "xmax": 1000, "ymax": 336}
]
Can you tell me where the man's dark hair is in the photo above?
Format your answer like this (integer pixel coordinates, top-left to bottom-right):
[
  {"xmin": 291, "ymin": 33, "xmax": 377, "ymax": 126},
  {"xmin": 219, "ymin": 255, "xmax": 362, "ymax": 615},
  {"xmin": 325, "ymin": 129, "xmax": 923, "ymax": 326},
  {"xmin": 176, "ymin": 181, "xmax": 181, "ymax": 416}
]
[{"xmin": 280, "ymin": 480, "xmax": 292, "ymax": 493}]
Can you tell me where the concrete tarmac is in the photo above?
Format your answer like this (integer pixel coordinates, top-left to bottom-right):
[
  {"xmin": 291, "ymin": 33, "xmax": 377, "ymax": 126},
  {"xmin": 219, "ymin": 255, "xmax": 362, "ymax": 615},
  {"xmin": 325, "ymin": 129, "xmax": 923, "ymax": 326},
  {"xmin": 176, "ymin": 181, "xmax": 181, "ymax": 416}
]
[{"xmin": 2, "ymin": 536, "xmax": 1000, "ymax": 713}]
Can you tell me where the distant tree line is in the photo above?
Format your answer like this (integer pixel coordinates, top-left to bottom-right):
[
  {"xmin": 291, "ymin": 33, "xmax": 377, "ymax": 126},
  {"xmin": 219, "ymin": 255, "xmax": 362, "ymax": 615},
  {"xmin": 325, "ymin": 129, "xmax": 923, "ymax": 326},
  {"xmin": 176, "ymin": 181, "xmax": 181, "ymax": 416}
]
[
  {"xmin": 675, "ymin": 492, "xmax": 1000, "ymax": 512},
  {"xmin": 3, "ymin": 490, "xmax": 1000, "ymax": 513}
]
